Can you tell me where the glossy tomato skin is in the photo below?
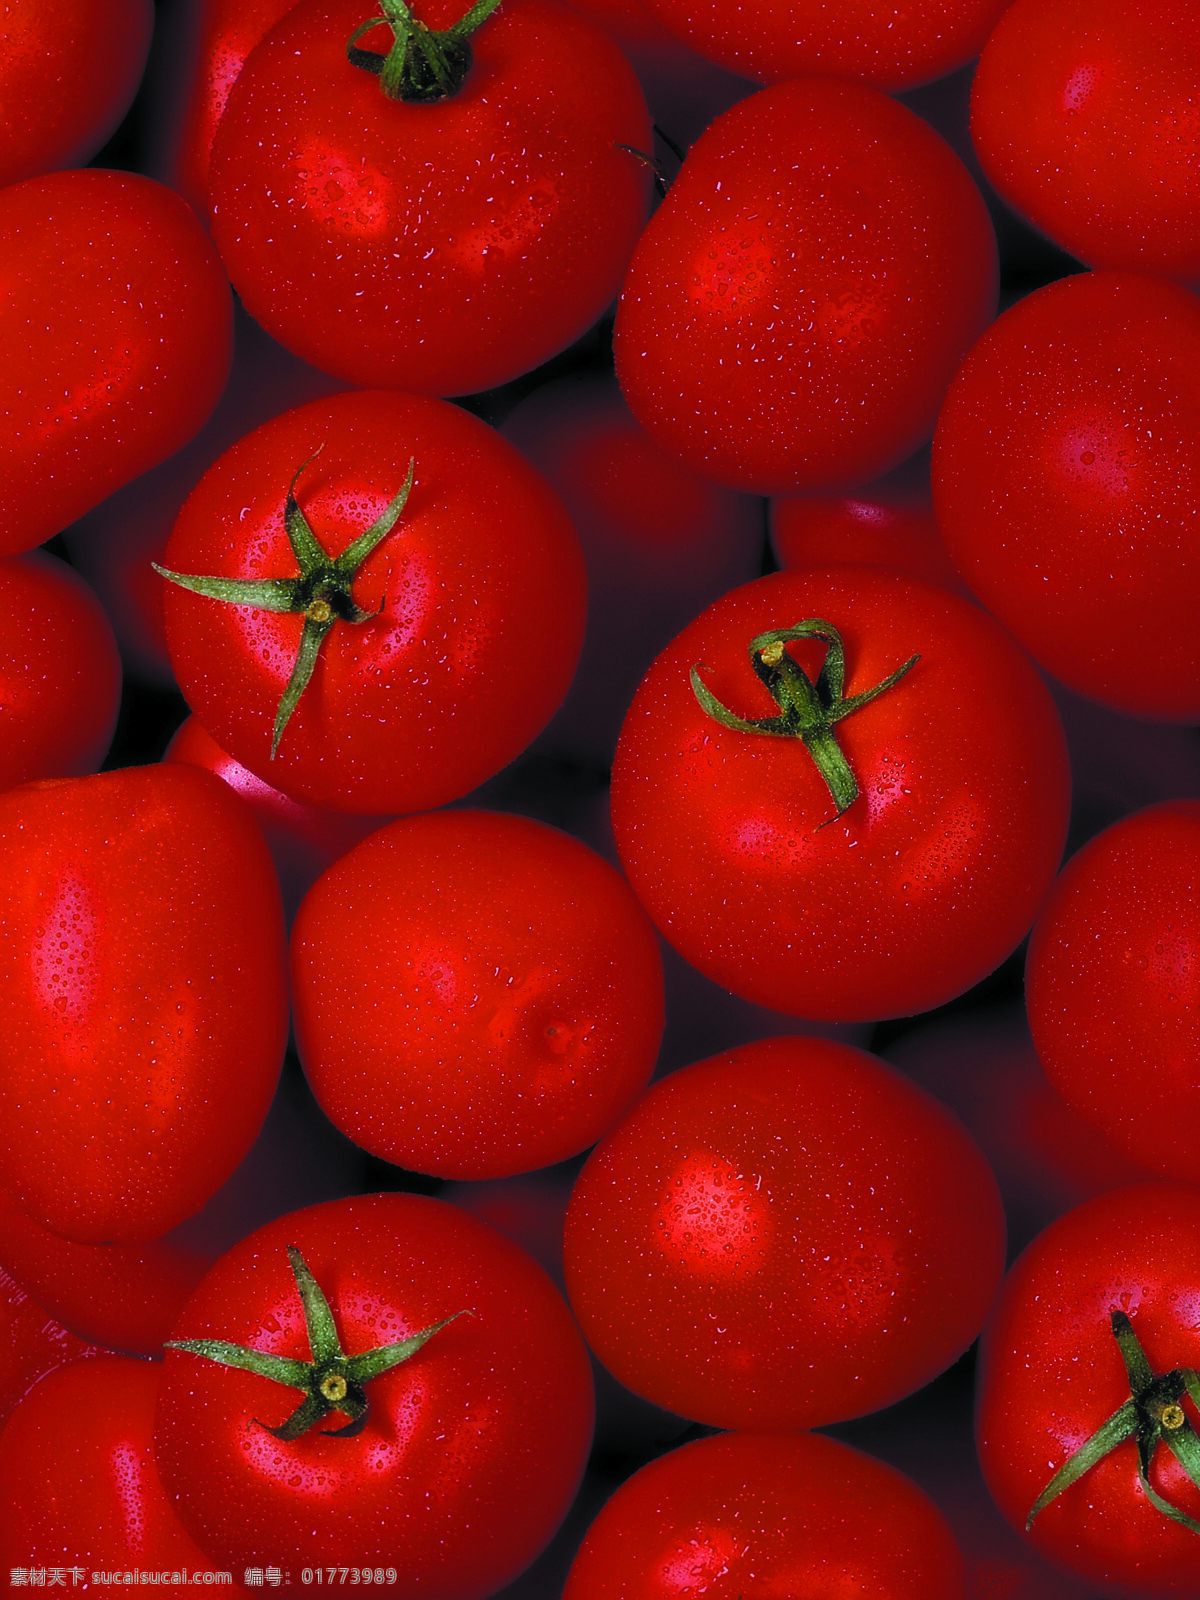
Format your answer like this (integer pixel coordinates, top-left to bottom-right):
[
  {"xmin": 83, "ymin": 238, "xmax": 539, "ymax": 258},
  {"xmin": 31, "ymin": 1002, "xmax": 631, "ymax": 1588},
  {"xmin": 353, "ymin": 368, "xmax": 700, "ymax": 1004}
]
[
  {"xmin": 933, "ymin": 272, "xmax": 1200, "ymax": 721},
  {"xmin": 564, "ymin": 1428, "xmax": 967, "ymax": 1598},
  {"xmin": 290, "ymin": 809, "xmax": 665, "ymax": 1179},
  {"xmin": 977, "ymin": 1184, "xmax": 1200, "ymax": 1594},
  {"xmin": 972, "ymin": 0, "xmax": 1200, "ymax": 281},
  {"xmin": 209, "ymin": 0, "xmax": 652, "ymax": 395},
  {"xmin": 614, "ymin": 78, "xmax": 997, "ymax": 496},
  {"xmin": 0, "ymin": 765, "xmax": 288, "ymax": 1244},
  {"xmin": 0, "ymin": 0, "xmax": 153, "ymax": 188},
  {"xmin": 160, "ymin": 390, "xmax": 586, "ymax": 814},
  {"xmin": 1026, "ymin": 802, "xmax": 1200, "ymax": 1184},
  {"xmin": 611, "ymin": 566, "xmax": 1071, "ymax": 1022},
  {"xmin": 0, "ymin": 170, "xmax": 233, "ymax": 556},
  {"xmin": 0, "ymin": 1267, "xmax": 99, "ymax": 1429},
  {"xmin": 155, "ymin": 1193, "xmax": 594, "ymax": 1594},
  {"xmin": 638, "ymin": 0, "xmax": 1009, "ymax": 91},
  {"xmin": 0, "ymin": 1356, "xmax": 232, "ymax": 1577},
  {"xmin": 0, "ymin": 553, "xmax": 121, "ymax": 791},
  {"xmin": 564, "ymin": 1035, "xmax": 1006, "ymax": 1431}
]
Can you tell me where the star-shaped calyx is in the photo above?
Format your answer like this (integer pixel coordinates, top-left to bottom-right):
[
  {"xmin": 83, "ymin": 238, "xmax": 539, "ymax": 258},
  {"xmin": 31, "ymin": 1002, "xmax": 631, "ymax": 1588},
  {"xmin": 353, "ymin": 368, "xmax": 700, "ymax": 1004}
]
[
  {"xmin": 690, "ymin": 618, "xmax": 919, "ymax": 820},
  {"xmin": 154, "ymin": 453, "xmax": 414, "ymax": 760},
  {"xmin": 166, "ymin": 1246, "xmax": 463, "ymax": 1440},
  {"xmin": 1028, "ymin": 1311, "xmax": 1200, "ymax": 1535}
]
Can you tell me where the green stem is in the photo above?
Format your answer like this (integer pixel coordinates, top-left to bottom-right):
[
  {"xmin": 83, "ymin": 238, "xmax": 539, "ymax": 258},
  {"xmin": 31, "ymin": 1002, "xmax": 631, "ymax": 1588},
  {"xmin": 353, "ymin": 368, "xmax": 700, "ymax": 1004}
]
[{"xmin": 346, "ymin": 0, "xmax": 503, "ymax": 103}]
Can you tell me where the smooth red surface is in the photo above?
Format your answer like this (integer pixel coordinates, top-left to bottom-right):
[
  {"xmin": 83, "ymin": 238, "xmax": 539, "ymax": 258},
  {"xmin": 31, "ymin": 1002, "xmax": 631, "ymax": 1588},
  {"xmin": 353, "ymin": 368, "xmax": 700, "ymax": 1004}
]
[
  {"xmin": 615, "ymin": 78, "xmax": 997, "ymax": 495},
  {"xmin": 0, "ymin": 765, "xmax": 288, "ymax": 1244},
  {"xmin": 564, "ymin": 1035, "xmax": 1005, "ymax": 1430},
  {"xmin": 972, "ymin": 0, "xmax": 1200, "ymax": 281},
  {"xmin": 291, "ymin": 809, "xmax": 664, "ymax": 1178},
  {"xmin": 0, "ymin": 169, "xmax": 232, "ymax": 555},
  {"xmin": 0, "ymin": 553, "xmax": 121, "ymax": 792},
  {"xmin": 977, "ymin": 1184, "xmax": 1200, "ymax": 1593},
  {"xmin": 610, "ymin": 566, "xmax": 1071, "ymax": 1022},
  {"xmin": 155, "ymin": 1194, "xmax": 594, "ymax": 1594},
  {"xmin": 934, "ymin": 272, "xmax": 1200, "ymax": 720},
  {"xmin": 564, "ymin": 1429, "xmax": 967, "ymax": 1598},
  {"xmin": 0, "ymin": 1267, "xmax": 99, "ymax": 1427},
  {"xmin": 160, "ymin": 390, "xmax": 586, "ymax": 814},
  {"xmin": 1026, "ymin": 801, "xmax": 1200, "ymax": 1183},
  {"xmin": 209, "ymin": 0, "xmax": 652, "ymax": 394}
]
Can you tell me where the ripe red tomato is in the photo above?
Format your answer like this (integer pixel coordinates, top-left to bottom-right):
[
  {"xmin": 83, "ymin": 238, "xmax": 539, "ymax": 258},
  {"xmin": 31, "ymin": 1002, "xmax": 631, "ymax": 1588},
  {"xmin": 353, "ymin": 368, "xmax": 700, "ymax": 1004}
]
[
  {"xmin": 637, "ymin": 0, "xmax": 1011, "ymax": 91},
  {"xmin": 934, "ymin": 271, "xmax": 1200, "ymax": 722},
  {"xmin": 0, "ymin": 553, "xmax": 121, "ymax": 792},
  {"xmin": 614, "ymin": 77, "xmax": 997, "ymax": 495},
  {"xmin": 0, "ymin": 765, "xmax": 288, "ymax": 1244},
  {"xmin": 977, "ymin": 1183, "xmax": 1200, "ymax": 1594},
  {"xmin": 207, "ymin": 0, "xmax": 652, "ymax": 395},
  {"xmin": 0, "ymin": 0, "xmax": 153, "ymax": 188},
  {"xmin": 972, "ymin": 0, "xmax": 1200, "ymax": 281},
  {"xmin": 155, "ymin": 1193, "xmax": 594, "ymax": 1594},
  {"xmin": 610, "ymin": 566, "xmax": 1071, "ymax": 1022},
  {"xmin": 0, "ymin": 1356, "xmax": 237, "ymax": 1579},
  {"xmin": 563, "ymin": 1034, "xmax": 1006, "ymax": 1431},
  {"xmin": 0, "ymin": 1267, "xmax": 99, "ymax": 1429},
  {"xmin": 563, "ymin": 1428, "xmax": 968, "ymax": 1598},
  {"xmin": 1025, "ymin": 801, "xmax": 1200, "ymax": 1184},
  {"xmin": 291, "ymin": 808, "xmax": 665, "ymax": 1179},
  {"xmin": 0, "ymin": 169, "xmax": 233, "ymax": 556},
  {"xmin": 158, "ymin": 389, "xmax": 586, "ymax": 815}
]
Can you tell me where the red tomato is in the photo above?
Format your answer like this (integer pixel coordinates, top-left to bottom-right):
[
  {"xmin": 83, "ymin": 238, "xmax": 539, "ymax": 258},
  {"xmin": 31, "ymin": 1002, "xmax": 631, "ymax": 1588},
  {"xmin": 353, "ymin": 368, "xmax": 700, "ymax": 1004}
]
[
  {"xmin": 207, "ymin": 0, "xmax": 652, "ymax": 395},
  {"xmin": 637, "ymin": 0, "xmax": 1011, "ymax": 91},
  {"xmin": 499, "ymin": 369, "xmax": 765, "ymax": 765},
  {"xmin": 0, "ymin": 1356, "xmax": 239, "ymax": 1580},
  {"xmin": 0, "ymin": 553, "xmax": 121, "ymax": 791},
  {"xmin": 1025, "ymin": 801, "xmax": 1200, "ymax": 1184},
  {"xmin": 155, "ymin": 1193, "xmax": 594, "ymax": 1594},
  {"xmin": 0, "ymin": 169, "xmax": 233, "ymax": 556},
  {"xmin": 972, "ymin": 0, "xmax": 1200, "ymax": 281},
  {"xmin": 158, "ymin": 389, "xmax": 586, "ymax": 815},
  {"xmin": 563, "ymin": 1429, "xmax": 968, "ymax": 1598},
  {"xmin": 610, "ymin": 566, "xmax": 1071, "ymax": 1022},
  {"xmin": 614, "ymin": 78, "xmax": 997, "ymax": 495},
  {"xmin": 977, "ymin": 1183, "xmax": 1200, "ymax": 1594},
  {"xmin": 933, "ymin": 272, "xmax": 1200, "ymax": 721},
  {"xmin": 0, "ymin": 0, "xmax": 153, "ymax": 188},
  {"xmin": 0, "ymin": 765, "xmax": 288, "ymax": 1244},
  {"xmin": 0, "ymin": 1267, "xmax": 99, "ymax": 1428},
  {"xmin": 563, "ymin": 1034, "xmax": 1006, "ymax": 1431},
  {"xmin": 290, "ymin": 808, "xmax": 665, "ymax": 1178}
]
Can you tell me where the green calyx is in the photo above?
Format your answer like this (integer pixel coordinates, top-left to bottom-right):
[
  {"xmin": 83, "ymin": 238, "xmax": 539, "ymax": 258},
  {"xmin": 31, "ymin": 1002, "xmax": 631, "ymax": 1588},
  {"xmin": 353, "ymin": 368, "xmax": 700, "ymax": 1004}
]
[
  {"xmin": 165, "ymin": 1246, "xmax": 464, "ymax": 1441},
  {"xmin": 691, "ymin": 618, "xmax": 918, "ymax": 819},
  {"xmin": 153, "ymin": 452, "xmax": 414, "ymax": 760},
  {"xmin": 346, "ymin": 0, "xmax": 503, "ymax": 103},
  {"xmin": 1027, "ymin": 1311, "xmax": 1200, "ymax": 1536}
]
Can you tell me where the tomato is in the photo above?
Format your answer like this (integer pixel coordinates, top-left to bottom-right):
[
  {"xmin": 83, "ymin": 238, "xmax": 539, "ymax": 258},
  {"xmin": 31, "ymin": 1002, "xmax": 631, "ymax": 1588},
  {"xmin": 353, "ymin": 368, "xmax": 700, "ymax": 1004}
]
[
  {"xmin": 499, "ymin": 369, "xmax": 764, "ymax": 765},
  {"xmin": 636, "ymin": 0, "xmax": 1011, "ymax": 92},
  {"xmin": 0, "ymin": 1267, "xmax": 99, "ymax": 1429},
  {"xmin": 933, "ymin": 272, "xmax": 1200, "ymax": 722},
  {"xmin": 154, "ymin": 1193, "xmax": 594, "ymax": 1594},
  {"xmin": 0, "ymin": 1356, "xmax": 239, "ymax": 1580},
  {"xmin": 972, "ymin": 0, "xmax": 1200, "ymax": 282},
  {"xmin": 610, "ymin": 566, "xmax": 1070, "ymax": 1023},
  {"xmin": 977, "ymin": 1183, "xmax": 1200, "ymax": 1594},
  {"xmin": 158, "ymin": 389, "xmax": 586, "ymax": 815},
  {"xmin": 1025, "ymin": 801, "xmax": 1200, "ymax": 1185},
  {"xmin": 563, "ymin": 1034, "xmax": 1005, "ymax": 1431},
  {"xmin": 290, "ymin": 808, "xmax": 665, "ymax": 1178},
  {"xmin": 0, "ymin": 764, "xmax": 288, "ymax": 1244},
  {"xmin": 614, "ymin": 77, "xmax": 997, "ymax": 495},
  {"xmin": 207, "ymin": 0, "xmax": 652, "ymax": 395},
  {"xmin": 0, "ymin": 169, "xmax": 233, "ymax": 557},
  {"xmin": 0, "ymin": 553, "xmax": 121, "ymax": 792},
  {"xmin": 0, "ymin": 0, "xmax": 153, "ymax": 188},
  {"xmin": 563, "ymin": 1428, "xmax": 968, "ymax": 1598}
]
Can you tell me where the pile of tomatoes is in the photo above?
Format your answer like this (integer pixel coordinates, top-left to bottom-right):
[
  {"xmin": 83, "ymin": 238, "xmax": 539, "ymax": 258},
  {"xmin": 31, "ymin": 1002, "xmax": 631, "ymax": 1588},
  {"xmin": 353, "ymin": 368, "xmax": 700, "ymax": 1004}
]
[{"xmin": 3, "ymin": 0, "xmax": 1200, "ymax": 1595}]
